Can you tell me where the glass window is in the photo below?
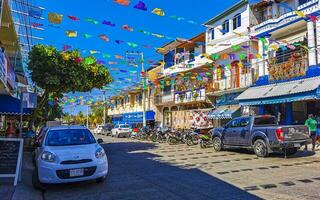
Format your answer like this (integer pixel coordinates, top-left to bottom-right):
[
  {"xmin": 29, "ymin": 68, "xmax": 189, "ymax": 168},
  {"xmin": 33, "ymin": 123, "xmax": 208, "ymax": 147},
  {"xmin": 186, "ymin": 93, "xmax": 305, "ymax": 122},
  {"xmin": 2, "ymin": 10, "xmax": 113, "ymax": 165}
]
[
  {"xmin": 163, "ymin": 85, "xmax": 171, "ymax": 95},
  {"xmin": 227, "ymin": 119, "xmax": 240, "ymax": 128},
  {"xmin": 233, "ymin": 14, "xmax": 241, "ymax": 30},
  {"xmin": 120, "ymin": 125, "xmax": 129, "ymax": 128},
  {"xmin": 240, "ymin": 118, "xmax": 250, "ymax": 127},
  {"xmin": 45, "ymin": 129, "xmax": 96, "ymax": 146},
  {"xmin": 222, "ymin": 20, "xmax": 230, "ymax": 34},
  {"xmin": 211, "ymin": 29, "xmax": 215, "ymax": 40},
  {"xmin": 254, "ymin": 116, "xmax": 277, "ymax": 126},
  {"xmin": 299, "ymin": 0, "xmax": 311, "ymax": 5}
]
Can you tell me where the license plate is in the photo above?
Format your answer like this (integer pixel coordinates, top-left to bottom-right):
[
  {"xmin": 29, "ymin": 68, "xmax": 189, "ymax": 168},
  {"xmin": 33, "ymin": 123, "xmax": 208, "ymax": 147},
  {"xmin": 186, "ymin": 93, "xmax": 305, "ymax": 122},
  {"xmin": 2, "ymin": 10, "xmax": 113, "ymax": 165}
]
[
  {"xmin": 69, "ymin": 168, "xmax": 84, "ymax": 177},
  {"xmin": 294, "ymin": 143, "xmax": 301, "ymax": 148}
]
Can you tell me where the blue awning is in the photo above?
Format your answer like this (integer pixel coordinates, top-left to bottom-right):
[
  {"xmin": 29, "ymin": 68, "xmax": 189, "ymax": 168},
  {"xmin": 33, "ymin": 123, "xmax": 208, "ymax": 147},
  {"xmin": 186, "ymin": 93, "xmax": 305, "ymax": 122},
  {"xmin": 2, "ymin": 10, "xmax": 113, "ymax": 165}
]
[
  {"xmin": 0, "ymin": 95, "xmax": 32, "ymax": 115},
  {"xmin": 122, "ymin": 111, "xmax": 155, "ymax": 124},
  {"xmin": 208, "ymin": 105, "xmax": 240, "ymax": 119}
]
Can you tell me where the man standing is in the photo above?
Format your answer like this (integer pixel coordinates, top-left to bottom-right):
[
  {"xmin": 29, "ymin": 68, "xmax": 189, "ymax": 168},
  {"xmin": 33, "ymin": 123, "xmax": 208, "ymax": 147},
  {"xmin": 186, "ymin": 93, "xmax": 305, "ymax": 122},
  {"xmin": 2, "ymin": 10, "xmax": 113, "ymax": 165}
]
[{"xmin": 304, "ymin": 114, "xmax": 317, "ymax": 151}]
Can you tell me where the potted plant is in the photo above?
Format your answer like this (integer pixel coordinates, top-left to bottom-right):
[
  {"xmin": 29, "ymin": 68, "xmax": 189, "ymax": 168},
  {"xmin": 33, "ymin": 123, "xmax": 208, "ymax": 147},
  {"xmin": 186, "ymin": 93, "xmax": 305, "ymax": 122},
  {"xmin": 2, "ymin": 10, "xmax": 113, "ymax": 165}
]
[
  {"xmin": 193, "ymin": 92, "xmax": 199, "ymax": 99},
  {"xmin": 179, "ymin": 93, "xmax": 185, "ymax": 102}
]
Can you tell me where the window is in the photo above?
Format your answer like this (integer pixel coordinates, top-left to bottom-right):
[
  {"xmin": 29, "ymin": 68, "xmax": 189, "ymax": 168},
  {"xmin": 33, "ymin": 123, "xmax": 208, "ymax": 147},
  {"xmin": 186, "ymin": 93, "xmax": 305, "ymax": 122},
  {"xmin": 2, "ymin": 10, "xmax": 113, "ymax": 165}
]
[
  {"xmin": 222, "ymin": 20, "xmax": 230, "ymax": 34},
  {"xmin": 163, "ymin": 85, "xmax": 171, "ymax": 95},
  {"xmin": 210, "ymin": 29, "xmax": 215, "ymax": 40},
  {"xmin": 254, "ymin": 116, "xmax": 277, "ymax": 126},
  {"xmin": 233, "ymin": 13, "xmax": 241, "ymax": 30},
  {"xmin": 226, "ymin": 119, "xmax": 240, "ymax": 128},
  {"xmin": 240, "ymin": 118, "xmax": 250, "ymax": 127},
  {"xmin": 299, "ymin": 0, "xmax": 311, "ymax": 5}
]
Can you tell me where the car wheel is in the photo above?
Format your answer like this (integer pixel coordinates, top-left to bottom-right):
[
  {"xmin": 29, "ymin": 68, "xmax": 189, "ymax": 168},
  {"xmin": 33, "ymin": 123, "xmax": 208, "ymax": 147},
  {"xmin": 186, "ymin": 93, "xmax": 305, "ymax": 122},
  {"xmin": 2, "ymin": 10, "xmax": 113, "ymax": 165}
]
[
  {"xmin": 253, "ymin": 139, "xmax": 269, "ymax": 157},
  {"xmin": 96, "ymin": 175, "xmax": 106, "ymax": 183},
  {"xmin": 284, "ymin": 148, "xmax": 298, "ymax": 156},
  {"xmin": 32, "ymin": 169, "xmax": 46, "ymax": 190},
  {"xmin": 212, "ymin": 137, "xmax": 222, "ymax": 152}
]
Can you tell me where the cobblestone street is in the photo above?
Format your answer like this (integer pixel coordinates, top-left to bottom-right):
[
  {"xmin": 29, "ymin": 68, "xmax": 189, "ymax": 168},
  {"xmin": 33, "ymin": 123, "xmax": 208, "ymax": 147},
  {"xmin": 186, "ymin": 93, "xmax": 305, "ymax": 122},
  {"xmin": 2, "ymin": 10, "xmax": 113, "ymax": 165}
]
[{"xmin": 40, "ymin": 136, "xmax": 320, "ymax": 200}]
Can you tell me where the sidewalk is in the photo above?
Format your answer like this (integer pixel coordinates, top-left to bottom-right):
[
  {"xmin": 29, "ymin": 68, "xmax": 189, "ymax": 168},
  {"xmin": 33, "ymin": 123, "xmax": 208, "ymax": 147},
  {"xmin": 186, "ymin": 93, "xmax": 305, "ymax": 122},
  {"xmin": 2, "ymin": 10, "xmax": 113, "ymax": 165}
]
[{"xmin": 9, "ymin": 152, "xmax": 42, "ymax": 200}]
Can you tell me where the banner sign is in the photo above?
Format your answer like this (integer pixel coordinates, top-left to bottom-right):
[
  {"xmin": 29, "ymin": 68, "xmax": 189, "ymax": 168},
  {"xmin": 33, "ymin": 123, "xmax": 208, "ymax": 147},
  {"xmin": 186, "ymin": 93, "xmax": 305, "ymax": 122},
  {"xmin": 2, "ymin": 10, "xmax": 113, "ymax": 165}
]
[{"xmin": 0, "ymin": 138, "xmax": 24, "ymax": 186}]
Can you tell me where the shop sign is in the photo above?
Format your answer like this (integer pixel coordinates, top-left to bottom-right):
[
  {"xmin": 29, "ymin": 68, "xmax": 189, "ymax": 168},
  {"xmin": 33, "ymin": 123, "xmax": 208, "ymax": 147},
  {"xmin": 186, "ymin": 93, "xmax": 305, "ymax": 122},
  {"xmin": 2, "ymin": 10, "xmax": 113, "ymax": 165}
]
[
  {"xmin": 0, "ymin": 138, "xmax": 24, "ymax": 186},
  {"xmin": 216, "ymin": 93, "xmax": 240, "ymax": 106}
]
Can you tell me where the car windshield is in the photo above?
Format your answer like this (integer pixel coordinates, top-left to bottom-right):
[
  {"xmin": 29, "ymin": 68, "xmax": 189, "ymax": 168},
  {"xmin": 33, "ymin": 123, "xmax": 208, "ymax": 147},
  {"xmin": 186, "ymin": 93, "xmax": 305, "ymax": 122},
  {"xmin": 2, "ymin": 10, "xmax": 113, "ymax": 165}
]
[
  {"xmin": 45, "ymin": 129, "xmax": 96, "ymax": 146},
  {"xmin": 120, "ymin": 125, "xmax": 129, "ymax": 128}
]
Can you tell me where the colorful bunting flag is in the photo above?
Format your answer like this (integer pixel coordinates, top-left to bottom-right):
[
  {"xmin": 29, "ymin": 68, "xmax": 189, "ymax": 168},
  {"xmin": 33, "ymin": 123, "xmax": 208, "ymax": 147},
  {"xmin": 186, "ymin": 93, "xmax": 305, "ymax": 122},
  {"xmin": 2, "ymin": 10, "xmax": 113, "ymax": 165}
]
[
  {"xmin": 66, "ymin": 30, "xmax": 77, "ymax": 37},
  {"xmin": 48, "ymin": 12, "xmax": 63, "ymax": 24},
  {"xmin": 152, "ymin": 8, "xmax": 165, "ymax": 16},
  {"xmin": 127, "ymin": 42, "xmax": 138, "ymax": 47},
  {"xmin": 114, "ymin": 0, "xmax": 130, "ymax": 6},
  {"xmin": 84, "ymin": 34, "xmax": 93, "ymax": 38},
  {"xmin": 86, "ymin": 18, "xmax": 98, "ymax": 24},
  {"xmin": 102, "ymin": 20, "xmax": 116, "ymax": 27},
  {"xmin": 89, "ymin": 50, "xmax": 100, "ymax": 54},
  {"xmin": 115, "ymin": 40, "xmax": 124, "ymax": 44},
  {"xmin": 134, "ymin": 1, "xmax": 147, "ymax": 11},
  {"xmin": 68, "ymin": 15, "xmax": 80, "ymax": 21},
  {"xmin": 122, "ymin": 24, "xmax": 134, "ymax": 31},
  {"xmin": 99, "ymin": 34, "xmax": 110, "ymax": 42},
  {"xmin": 84, "ymin": 57, "xmax": 95, "ymax": 65},
  {"xmin": 103, "ymin": 54, "xmax": 111, "ymax": 58}
]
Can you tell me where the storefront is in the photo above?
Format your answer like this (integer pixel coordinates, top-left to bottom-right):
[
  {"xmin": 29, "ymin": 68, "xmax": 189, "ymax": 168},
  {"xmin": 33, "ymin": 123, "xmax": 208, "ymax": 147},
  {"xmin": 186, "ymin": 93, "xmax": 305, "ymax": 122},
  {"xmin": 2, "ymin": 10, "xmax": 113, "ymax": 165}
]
[
  {"xmin": 236, "ymin": 76, "xmax": 320, "ymax": 125},
  {"xmin": 208, "ymin": 93, "xmax": 242, "ymax": 127},
  {"xmin": 112, "ymin": 111, "xmax": 156, "ymax": 128}
]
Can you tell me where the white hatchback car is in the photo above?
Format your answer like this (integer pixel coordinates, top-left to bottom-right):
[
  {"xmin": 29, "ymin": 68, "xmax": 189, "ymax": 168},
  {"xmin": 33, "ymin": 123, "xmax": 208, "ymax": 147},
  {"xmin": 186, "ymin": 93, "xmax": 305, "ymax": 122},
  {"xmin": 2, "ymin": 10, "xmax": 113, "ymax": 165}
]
[
  {"xmin": 33, "ymin": 125, "xmax": 108, "ymax": 189},
  {"xmin": 111, "ymin": 124, "xmax": 131, "ymax": 138}
]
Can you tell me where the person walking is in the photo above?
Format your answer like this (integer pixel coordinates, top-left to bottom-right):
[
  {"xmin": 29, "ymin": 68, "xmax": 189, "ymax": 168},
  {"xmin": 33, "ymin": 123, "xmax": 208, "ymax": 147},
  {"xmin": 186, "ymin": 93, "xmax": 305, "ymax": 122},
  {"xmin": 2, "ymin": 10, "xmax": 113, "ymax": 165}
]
[{"xmin": 304, "ymin": 114, "xmax": 317, "ymax": 151}]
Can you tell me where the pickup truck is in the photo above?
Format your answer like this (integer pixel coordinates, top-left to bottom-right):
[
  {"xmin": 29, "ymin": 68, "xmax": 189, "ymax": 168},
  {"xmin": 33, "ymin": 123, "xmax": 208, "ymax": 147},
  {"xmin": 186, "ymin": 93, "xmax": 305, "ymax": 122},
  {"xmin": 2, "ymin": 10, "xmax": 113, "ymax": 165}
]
[{"xmin": 210, "ymin": 115, "xmax": 311, "ymax": 157}]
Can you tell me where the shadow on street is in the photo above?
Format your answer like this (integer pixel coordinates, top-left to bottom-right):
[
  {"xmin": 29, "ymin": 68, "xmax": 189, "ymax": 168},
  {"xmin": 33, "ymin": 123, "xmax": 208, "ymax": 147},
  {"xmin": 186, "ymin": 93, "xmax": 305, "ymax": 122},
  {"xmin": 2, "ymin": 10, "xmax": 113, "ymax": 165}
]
[{"xmin": 43, "ymin": 141, "xmax": 262, "ymax": 200}]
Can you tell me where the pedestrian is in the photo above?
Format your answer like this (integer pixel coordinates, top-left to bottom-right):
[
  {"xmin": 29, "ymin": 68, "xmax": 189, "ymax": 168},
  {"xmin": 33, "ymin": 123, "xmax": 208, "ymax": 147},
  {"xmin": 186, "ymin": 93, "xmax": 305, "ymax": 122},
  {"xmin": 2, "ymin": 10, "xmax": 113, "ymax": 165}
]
[
  {"xmin": 6, "ymin": 122, "xmax": 15, "ymax": 137},
  {"xmin": 304, "ymin": 114, "xmax": 317, "ymax": 151}
]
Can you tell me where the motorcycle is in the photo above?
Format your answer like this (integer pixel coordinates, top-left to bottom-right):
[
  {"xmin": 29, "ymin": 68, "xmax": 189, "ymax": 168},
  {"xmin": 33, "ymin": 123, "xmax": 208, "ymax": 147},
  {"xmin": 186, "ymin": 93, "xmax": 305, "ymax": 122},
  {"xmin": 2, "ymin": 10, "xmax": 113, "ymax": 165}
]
[
  {"xmin": 167, "ymin": 129, "xmax": 186, "ymax": 145},
  {"xmin": 185, "ymin": 130, "xmax": 200, "ymax": 146},
  {"xmin": 152, "ymin": 130, "xmax": 167, "ymax": 143},
  {"xmin": 199, "ymin": 132, "xmax": 213, "ymax": 148}
]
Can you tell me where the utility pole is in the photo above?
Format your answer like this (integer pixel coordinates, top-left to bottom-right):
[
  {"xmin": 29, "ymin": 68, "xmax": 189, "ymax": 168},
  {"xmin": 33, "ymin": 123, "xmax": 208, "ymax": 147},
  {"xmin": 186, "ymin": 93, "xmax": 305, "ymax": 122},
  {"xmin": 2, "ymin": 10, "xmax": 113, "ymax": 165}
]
[
  {"xmin": 103, "ymin": 91, "xmax": 106, "ymax": 125},
  {"xmin": 86, "ymin": 105, "xmax": 89, "ymax": 128},
  {"xmin": 126, "ymin": 51, "xmax": 147, "ymax": 128}
]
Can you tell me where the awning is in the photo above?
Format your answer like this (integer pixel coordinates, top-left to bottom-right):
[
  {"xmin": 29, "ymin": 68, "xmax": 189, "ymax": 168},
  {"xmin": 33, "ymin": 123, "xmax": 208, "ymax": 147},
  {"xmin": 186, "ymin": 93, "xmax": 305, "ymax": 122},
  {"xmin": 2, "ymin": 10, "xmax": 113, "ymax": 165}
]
[
  {"xmin": 0, "ymin": 95, "xmax": 32, "ymax": 115},
  {"xmin": 208, "ymin": 105, "xmax": 241, "ymax": 119},
  {"xmin": 236, "ymin": 76, "xmax": 320, "ymax": 105},
  {"xmin": 122, "ymin": 111, "xmax": 155, "ymax": 124}
]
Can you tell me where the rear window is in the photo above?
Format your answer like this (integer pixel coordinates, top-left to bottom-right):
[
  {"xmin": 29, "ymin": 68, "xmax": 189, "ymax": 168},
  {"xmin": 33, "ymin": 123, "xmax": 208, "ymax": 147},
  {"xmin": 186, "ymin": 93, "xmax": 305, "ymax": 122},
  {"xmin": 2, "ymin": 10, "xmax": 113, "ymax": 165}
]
[
  {"xmin": 120, "ymin": 125, "xmax": 129, "ymax": 128},
  {"xmin": 254, "ymin": 117, "xmax": 277, "ymax": 126},
  {"xmin": 45, "ymin": 129, "xmax": 96, "ymax": 146}
]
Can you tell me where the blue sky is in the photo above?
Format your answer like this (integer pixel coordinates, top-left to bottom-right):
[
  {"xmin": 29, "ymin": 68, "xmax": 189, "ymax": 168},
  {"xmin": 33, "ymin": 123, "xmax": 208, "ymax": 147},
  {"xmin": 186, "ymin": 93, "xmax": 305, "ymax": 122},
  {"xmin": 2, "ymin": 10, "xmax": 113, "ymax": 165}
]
[{"xmin": 32, "ymin": 0, "xmax": 239, "ymax": 114}]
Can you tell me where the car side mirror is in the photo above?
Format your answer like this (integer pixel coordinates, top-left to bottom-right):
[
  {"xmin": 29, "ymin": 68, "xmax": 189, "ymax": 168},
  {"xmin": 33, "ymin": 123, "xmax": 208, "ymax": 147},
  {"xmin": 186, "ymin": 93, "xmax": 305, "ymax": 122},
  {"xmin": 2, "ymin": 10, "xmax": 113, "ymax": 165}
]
[
  {"xmin": 97, "ymin": 138, "xmax": 104, "ymax": 144},
  {"xmin": 34, "ymin": 141, "xmax": 41, "ymax": 147}
]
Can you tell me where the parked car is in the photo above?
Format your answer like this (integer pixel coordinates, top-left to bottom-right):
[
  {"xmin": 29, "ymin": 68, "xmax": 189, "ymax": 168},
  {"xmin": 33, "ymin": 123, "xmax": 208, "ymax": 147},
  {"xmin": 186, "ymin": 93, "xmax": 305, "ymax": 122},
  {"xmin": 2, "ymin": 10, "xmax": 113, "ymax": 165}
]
[
  {"xmin": 111, "ymin": 124, "xmax": 131, "ymax": 138},
  {"xmin": 33, "ymin": 125, "xmax": 108, "ymax": 189},
  {"xmin": 102, "ymin": 124, "xmax": 114, "ymax": 136},
  {"xmin": 93, "ymin": 125, "xmax": 104, "ymax": 135},
  {"xmin": 210, "ymin": 115, "xmax": 311, "ymax": 157}
]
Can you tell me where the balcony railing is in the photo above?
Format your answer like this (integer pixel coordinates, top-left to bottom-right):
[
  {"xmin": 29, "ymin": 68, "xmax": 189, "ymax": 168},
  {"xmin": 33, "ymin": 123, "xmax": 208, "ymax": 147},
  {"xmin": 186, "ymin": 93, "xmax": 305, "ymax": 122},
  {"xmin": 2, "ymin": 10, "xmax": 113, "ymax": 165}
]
[
  {"xmin": 154, "ymin": 94, "xmax": 175, "ymax": 106},
  {"xmin": 213, "ymin": 72, "xmax": 254, "ymax": 92},
  {"xmin": 174, "ymin": 88, "xmax": 206, "ymax": 104}
]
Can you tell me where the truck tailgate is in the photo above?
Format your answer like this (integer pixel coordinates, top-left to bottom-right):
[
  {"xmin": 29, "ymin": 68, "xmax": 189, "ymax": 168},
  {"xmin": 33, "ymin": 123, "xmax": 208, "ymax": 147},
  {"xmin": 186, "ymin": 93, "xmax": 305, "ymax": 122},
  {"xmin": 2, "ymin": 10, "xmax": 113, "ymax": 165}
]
[{"xmin": 283, "ymin": 126, "xmax": 309, "ymax": 141}]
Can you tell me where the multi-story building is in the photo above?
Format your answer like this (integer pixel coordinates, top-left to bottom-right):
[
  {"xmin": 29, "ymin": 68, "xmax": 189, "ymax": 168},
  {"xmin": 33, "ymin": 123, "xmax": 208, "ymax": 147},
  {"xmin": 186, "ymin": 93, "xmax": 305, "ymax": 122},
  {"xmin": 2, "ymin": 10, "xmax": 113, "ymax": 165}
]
[
  {"xmin": 153, "ymin": 33, "xmax": 214, "ymax": 129},
  {"xmin": 202, "ymin": 0, "xmax": 260, "ymax": 125},
  {"xmin": 236, "ymin": 0, "xmax": 320, "ymax": 125}
]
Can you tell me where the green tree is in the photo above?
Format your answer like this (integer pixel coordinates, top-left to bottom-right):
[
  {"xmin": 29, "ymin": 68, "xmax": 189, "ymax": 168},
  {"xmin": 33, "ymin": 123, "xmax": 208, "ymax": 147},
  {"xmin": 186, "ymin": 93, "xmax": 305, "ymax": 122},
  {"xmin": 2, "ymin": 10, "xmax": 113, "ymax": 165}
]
[{"xmin": 28, "ymin": 44, "xmax": 112, "ymax": 126}]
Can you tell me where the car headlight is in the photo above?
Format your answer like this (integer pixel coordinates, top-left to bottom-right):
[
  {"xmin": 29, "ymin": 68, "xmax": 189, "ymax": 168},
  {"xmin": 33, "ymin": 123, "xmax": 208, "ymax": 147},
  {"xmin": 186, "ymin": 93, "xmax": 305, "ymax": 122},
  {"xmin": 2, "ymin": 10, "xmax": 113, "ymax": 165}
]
[
  {"xmin": 95, "ymin": 147, "xmax": 106, "ymax": 159},
  {"xmin": 41, "ymin": 151, "xmax": 56, "ymax": 162}
]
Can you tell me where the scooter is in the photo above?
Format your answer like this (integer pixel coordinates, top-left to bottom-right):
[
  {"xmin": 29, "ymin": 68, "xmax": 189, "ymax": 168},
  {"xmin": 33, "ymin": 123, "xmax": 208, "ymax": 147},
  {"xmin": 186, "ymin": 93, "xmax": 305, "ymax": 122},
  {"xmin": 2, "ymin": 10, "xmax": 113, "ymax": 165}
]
[{"xmin": 199, "ymin": 132, "xmax": 213, "ymax": 148}]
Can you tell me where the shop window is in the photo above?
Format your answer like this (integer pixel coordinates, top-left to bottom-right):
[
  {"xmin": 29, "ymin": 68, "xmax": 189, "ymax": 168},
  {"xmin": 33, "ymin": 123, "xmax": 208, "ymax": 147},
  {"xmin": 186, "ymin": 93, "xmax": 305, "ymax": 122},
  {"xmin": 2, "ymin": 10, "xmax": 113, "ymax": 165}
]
[
  {"xmin": 233, "ymin": 13, "xmax": 241, "ymax": 30},
  {"xmin": 222, "ymin": 20, "xmax": 230, "ymax": 34}
]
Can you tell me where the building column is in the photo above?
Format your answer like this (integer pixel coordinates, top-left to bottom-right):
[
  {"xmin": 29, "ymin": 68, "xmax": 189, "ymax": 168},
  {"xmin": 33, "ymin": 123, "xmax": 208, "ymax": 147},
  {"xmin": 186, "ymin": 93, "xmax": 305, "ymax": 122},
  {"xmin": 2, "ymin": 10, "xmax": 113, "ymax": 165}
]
[
  {"xmin": 258, "ymin": 40, "xmax": 269, "ymax": 76},
  {"xmin": 285, "ymin": 102, "xmax": 293, "ymax": 125},
  {"xmin": 316, "ymin": 20, "xmax": 320, "ymax": 64},
  {"xmin": 258, "ymin": 105, "xmax": 265, "ymax": 115},
  {"xmin": 307, "ymin": 21, "xmax": 317, "ymax": 66}
]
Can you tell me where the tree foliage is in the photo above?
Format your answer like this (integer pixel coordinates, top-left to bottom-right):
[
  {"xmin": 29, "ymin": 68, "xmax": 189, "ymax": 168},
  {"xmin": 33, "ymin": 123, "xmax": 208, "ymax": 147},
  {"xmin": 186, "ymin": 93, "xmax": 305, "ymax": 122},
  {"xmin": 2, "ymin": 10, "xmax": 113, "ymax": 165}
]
[{"xmin": 28, "ymin": 44, "xmax": 113, "ymax": 126}]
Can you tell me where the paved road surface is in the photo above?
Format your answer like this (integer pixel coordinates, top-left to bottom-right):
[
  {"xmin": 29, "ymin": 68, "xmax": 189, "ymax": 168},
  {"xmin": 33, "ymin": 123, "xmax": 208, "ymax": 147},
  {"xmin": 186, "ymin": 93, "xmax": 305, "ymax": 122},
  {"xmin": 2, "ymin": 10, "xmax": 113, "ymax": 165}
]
[{"xmin": 42, "ymin": 136, "xmax": 320, "ymax": 200}]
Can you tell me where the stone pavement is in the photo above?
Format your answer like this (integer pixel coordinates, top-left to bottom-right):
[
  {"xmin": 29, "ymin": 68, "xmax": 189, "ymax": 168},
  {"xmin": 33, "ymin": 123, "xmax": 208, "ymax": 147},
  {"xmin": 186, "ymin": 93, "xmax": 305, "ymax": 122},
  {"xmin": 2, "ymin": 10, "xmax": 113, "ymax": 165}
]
[{"xmin": 5, "ymin": 137, "xmax": 320, "ymax": 200}]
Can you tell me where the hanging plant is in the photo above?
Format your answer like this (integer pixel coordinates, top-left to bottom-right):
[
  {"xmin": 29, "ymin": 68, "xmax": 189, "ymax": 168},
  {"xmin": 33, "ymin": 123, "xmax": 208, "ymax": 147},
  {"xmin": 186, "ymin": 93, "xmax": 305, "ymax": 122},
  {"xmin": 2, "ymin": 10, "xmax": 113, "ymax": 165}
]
[
  {"xmin": 179, "ymin": 93, "xmax": 185, "ymax": 101},
  {"xmin": 193, "ymin": 92, "xmax": 199, "ymax": 99}
]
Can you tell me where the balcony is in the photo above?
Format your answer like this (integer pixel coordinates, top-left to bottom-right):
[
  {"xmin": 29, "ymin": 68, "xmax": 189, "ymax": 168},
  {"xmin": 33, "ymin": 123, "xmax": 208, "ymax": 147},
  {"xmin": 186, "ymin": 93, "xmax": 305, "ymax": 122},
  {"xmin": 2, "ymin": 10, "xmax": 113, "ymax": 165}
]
[
  {"xmin": 252, "ymin": 0, "xmax": 318, "ymax": 34},
  {"xmin": 154, "ymin": 94, "xmax": 175, "ymax": 106},
  {"xmin": 174, "ymin": 88, "xmax": 206, "ymax": 104},
  {"xmin": 268, "ymin": 55, "xmax": 308, "ymax": 82},
  {"xmin": 211, "ymin": 73, "xmax": 254, "ymax": 95}
]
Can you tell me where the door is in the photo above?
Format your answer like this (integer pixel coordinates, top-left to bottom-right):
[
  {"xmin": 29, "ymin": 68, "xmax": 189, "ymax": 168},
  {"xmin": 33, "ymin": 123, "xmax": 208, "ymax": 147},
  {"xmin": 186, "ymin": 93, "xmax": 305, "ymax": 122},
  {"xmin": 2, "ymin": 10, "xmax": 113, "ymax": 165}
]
[
  {"xmin": 238, "ymin": 117, "xmax": 251, "ymax": 145},
  {"xmin": 222, "ymin": 119, "xmax": 240, "ymax": 145}
]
